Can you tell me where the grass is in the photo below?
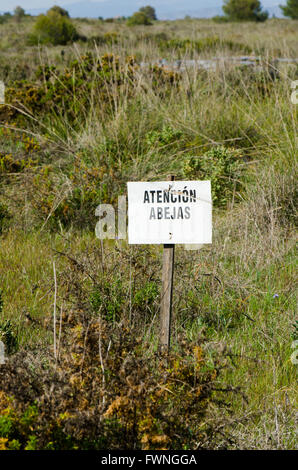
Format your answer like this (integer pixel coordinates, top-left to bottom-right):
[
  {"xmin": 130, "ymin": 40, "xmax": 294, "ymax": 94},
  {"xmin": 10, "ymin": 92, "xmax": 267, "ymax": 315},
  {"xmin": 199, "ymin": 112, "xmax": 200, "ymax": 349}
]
[{"xmin": 0, "ymin": 15, "xmax": 297, "ymax": 449}]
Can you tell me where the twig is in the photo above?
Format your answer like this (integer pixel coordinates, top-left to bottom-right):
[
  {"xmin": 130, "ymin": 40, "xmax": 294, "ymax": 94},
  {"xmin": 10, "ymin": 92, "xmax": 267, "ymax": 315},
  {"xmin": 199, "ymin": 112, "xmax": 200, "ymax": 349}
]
[
  {"xmin": 80, "ymin": 322, "xmax": 90, "ymax": 376},
  {"xmin": 239, "ymin": 311, "xmax": 256, "ymax": 322},
  {"xmin": 98, "ymin": 310, "xmax": 106, "ymax": 408},
  {"xmin": 57, "ymin": 303, "xmax": 63, "ymax": 361},
  {"xmin": 53, "ymin": 261, "xmax": 57, "ymax": 361},
  {"xmin": 52, "ymin": 248, "xmax": 98, "ymax": 284}
]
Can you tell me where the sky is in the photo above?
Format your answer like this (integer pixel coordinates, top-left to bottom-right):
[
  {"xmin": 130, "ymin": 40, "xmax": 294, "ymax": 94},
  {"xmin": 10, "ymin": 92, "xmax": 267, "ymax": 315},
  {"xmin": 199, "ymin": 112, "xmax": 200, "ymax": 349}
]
[{"xmin": 0, "ymin": 0, "xmax": 287, "ymax": 19}]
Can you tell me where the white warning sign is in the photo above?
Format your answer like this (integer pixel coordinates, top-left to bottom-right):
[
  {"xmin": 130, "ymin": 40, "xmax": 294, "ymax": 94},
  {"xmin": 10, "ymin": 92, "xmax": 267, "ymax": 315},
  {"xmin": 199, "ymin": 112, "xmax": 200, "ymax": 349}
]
[{"xmin": 127, "ymin": 180, "xmax": 212, "ymax": 245}]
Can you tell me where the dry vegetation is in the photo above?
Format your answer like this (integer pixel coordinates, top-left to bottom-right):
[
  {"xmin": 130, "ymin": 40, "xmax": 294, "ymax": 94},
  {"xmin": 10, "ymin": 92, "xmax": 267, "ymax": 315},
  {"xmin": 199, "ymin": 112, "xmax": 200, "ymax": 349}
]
[{"xmin": 0, "ymin": 14, "xmax": 297, "ymax": 450}]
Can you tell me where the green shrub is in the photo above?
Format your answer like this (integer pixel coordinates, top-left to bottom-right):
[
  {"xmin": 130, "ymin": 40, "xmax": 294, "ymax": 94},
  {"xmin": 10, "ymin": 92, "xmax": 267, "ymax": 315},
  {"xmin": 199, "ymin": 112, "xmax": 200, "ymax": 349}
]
[
  {"xmin": 183, "ymin": 146, "xmax": 244, "ymax": 207},
  {"xmin": 0, "ymin": 13, "xmax": 11, "ymax": 24},
  {"xmin": 0, "ymin": 319, "xmax": 18, "ymax": 355},
  {"xmin": 29, "ymin": 12, "xmax": 79, "ymax": 45},
  {"xmin": 145, "ymin": 126, "xmax": 183, "ymax": 148},
  {"xmin": 0, "ymin": 394, "xmax": 40, "ymax": 451},
  {"xmin": 127, "ymin": 11, "xmax": 152, "ymax": 26},
  {"xmin": 89, "ymin": 280, "xmax": 124, "ymax": 322},
  {"xmin": 212, "ymin": 15, "xmax": 230, "ymax": 23},
  {"xmin": 133, "ymin": 281, "xmax": 159, "ymax": 311}
]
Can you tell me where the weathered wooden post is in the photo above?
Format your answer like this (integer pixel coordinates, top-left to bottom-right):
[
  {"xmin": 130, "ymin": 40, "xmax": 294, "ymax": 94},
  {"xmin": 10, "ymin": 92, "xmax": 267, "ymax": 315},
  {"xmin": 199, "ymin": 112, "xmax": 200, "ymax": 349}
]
[
  {"xmin": 127, "ymin": 177, "xmax": 212, "ymax": 354},
  {"xmin": 160, "ymin": 175, "xmax": 175, "ymax": 352}
]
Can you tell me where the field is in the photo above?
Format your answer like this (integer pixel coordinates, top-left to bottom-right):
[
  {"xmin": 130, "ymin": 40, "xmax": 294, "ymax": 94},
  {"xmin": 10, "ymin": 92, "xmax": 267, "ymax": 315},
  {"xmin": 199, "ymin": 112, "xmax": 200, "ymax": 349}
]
[{"xmin": 0, "ymin": 15, "xmax": 297, "ymax": 450}]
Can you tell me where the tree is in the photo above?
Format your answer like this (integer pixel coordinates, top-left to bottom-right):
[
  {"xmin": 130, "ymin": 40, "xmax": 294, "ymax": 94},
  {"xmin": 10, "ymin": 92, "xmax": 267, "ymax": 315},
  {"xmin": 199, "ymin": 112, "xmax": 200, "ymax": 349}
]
[
  {"xmin": 222, "ymin": 0, "xmax": 268, "ymax": 21},
  {"xmin": 14, "ymin": 6, "xmax": 25, "ymax": 22},
  {"xmin": 0, "ymin": 13, "xmax": 11, "ymax": 24},
  {"xmin": 280, "ymin": 0, "xmax": 298, "ymax": 19},
  {"xmin": 127, "ymin": 11, "xmax": 152, "ymax": 26},
  {"xmin": 47, "ymin": 5, "xmax": 70, "ymax": 17},
  {"xmin": 139, "ymin": 5, "xmax": 157, "ymax": 20}
]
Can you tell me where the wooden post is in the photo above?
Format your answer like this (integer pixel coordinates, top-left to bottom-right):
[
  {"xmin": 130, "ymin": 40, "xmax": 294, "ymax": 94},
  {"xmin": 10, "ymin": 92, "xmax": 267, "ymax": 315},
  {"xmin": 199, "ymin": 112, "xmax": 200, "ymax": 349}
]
[{"xmin": 160, "ymin": 175, "xmax": 175, "ymax": 352}]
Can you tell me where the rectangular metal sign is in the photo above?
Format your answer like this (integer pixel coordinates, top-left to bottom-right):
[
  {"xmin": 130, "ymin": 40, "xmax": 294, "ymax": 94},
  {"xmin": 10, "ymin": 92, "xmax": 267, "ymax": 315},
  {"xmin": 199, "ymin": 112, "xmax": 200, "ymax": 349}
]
[{"xmin": 127, "ymin": 180, "xmax": 212, "ymax": 245}]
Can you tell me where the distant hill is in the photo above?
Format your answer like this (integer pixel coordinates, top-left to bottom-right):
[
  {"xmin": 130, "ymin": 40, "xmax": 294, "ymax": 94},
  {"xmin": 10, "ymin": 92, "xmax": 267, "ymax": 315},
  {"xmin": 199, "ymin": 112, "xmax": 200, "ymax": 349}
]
[{"xmin": 1, "ymin": 0, "xmax": 286, "ymax": 20}]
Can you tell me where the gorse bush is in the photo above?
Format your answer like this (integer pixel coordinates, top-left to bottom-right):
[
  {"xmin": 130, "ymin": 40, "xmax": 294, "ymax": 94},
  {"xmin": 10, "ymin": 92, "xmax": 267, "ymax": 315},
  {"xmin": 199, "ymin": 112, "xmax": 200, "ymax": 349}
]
[
  {"xmin": 0, "ymin": 125, "xmax": 41, "ymax": 202},
  {"xmin": 0, "ymin": 338, "xmax": 221, "ymax": 449},
  {"xmin": 88, "ymin": 31, "xmax": 119, "ymax": 46},
  {"xmin": 145, "ymin": 126, "xmax": 183, "ymax": 149},
  {"xmin": 183, "ymin": 146, "xmax": 244, "ymax": 207},
  {"xmin": 1, "ymin": 53, "xmax": 178, "ymax": 127},
  {"xmin": 0, "ymin": 248, "xmax": 228, "ymax": 449},
  {"xmin": 0, "ymin": 393, "xmax": 38, "ymax": 450},
  {"xmin": 27, "ymin": 158, "xmax": 115, "ymax": 230},
  {"xmin": 1, "ymin": 53, "xmax": 133, "ymax": 124},
  {"xmin": 28, "ymin": 11, "xmax": 79, "ymax": 45}
]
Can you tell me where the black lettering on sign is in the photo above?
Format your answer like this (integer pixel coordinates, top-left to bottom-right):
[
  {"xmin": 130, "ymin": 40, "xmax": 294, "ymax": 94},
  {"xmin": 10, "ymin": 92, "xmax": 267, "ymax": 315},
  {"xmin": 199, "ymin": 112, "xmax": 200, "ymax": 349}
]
[
  {"xmin": 144, "ymin": 187, "xmax": 197, "ymax": 223},
  {"xmin": 149, "ymin": 206, "xmax": 192, "ymax": 220},
  {"xmin": 190, "ymin": 190, "xmax": 196, "ymax": 202},
  {"xmin": 164, "ymin": 190, "xmax": 170, "ymax": 203},
  {"xmin": 149, "ymin": 207, "xmax": 156, "ymax": 219},
  {"xmin": 143, "ymin": 189, "xmax": 197, "ymax": 204}
]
